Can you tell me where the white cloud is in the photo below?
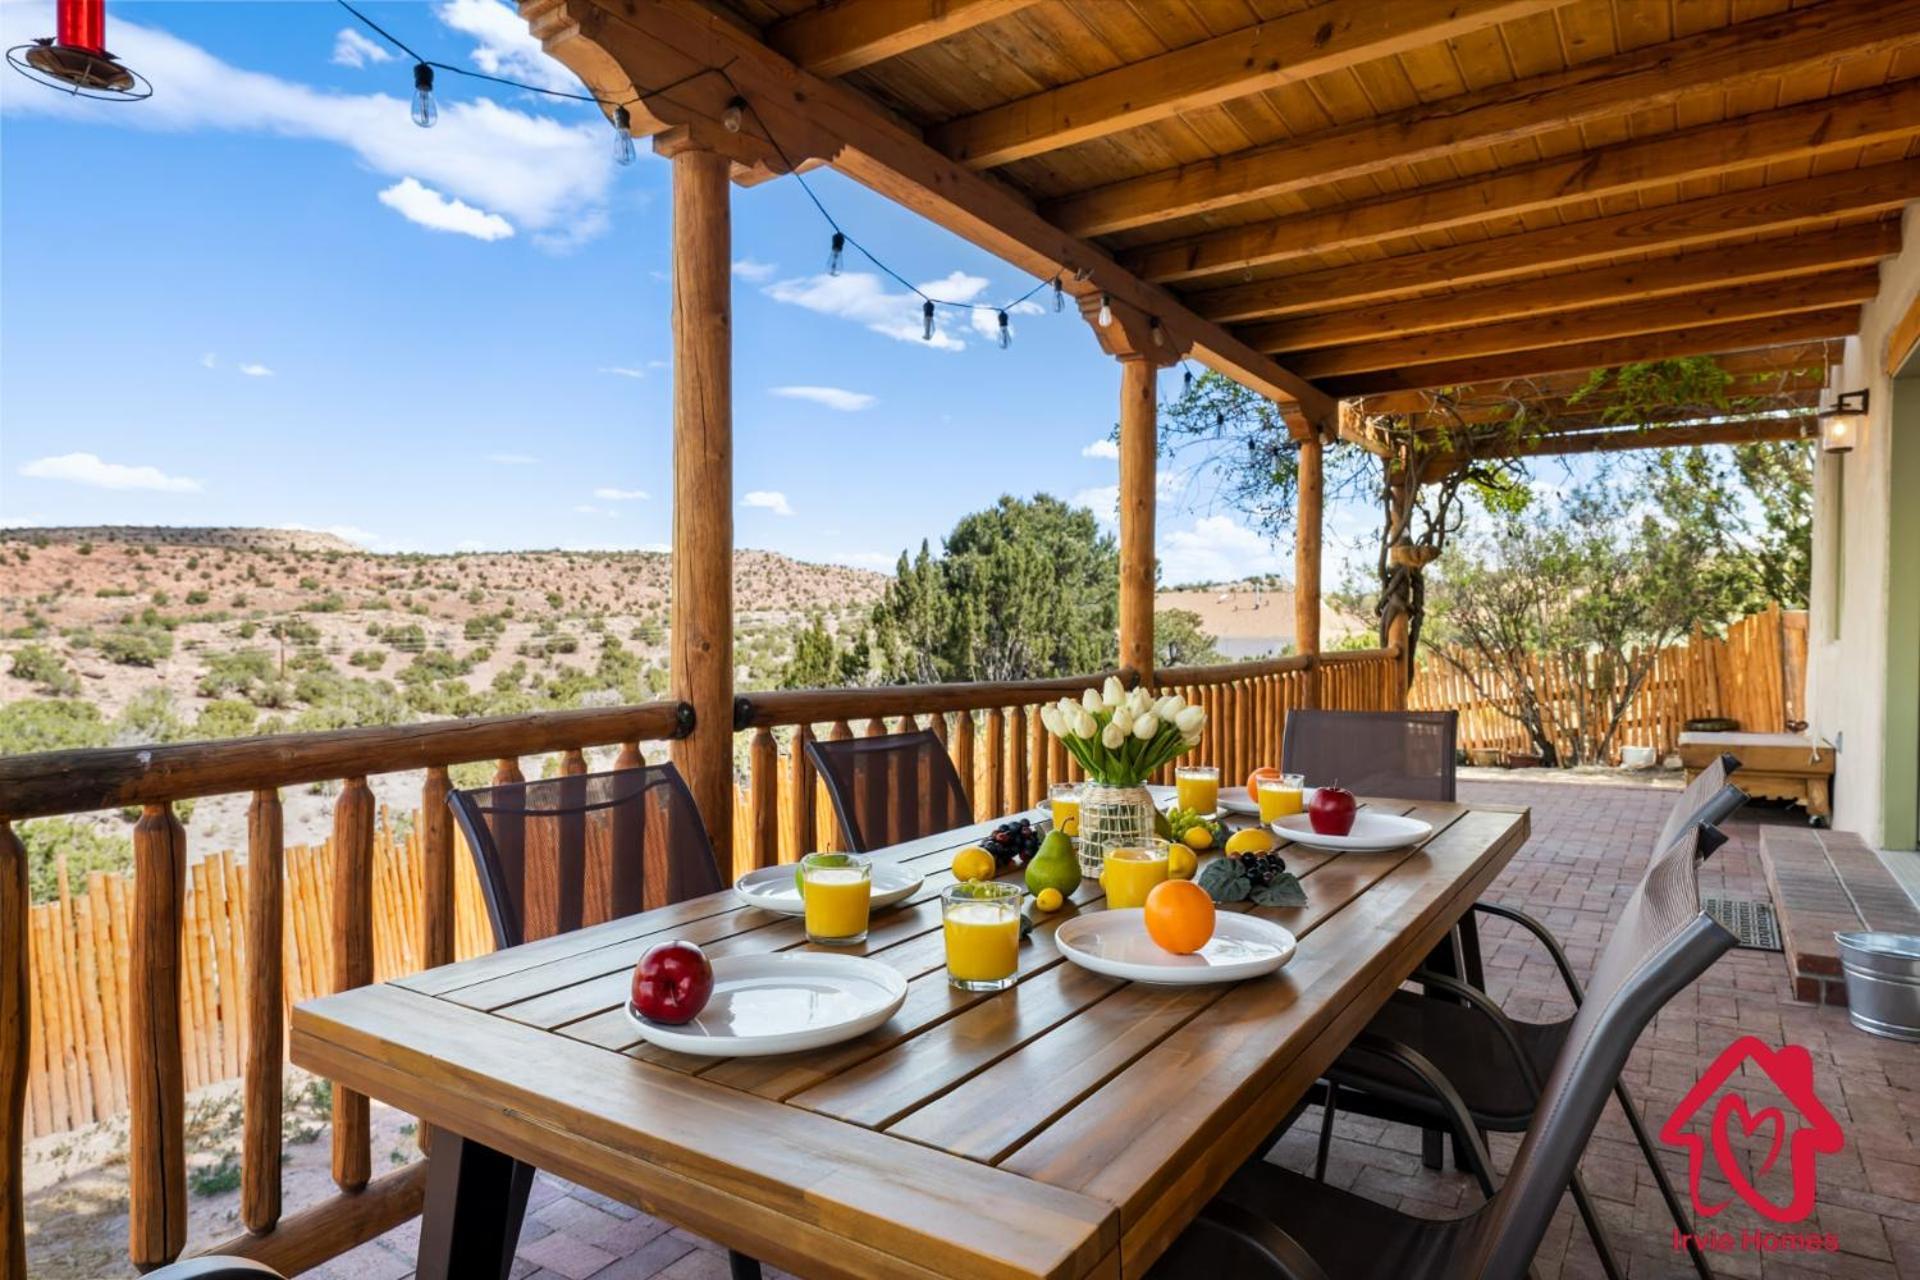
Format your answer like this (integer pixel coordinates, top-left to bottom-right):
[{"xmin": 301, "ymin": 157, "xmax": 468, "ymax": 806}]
[
  {"xmin": 742, "ymin": 490, "xmax": 794, "ymax": 516},
  {"xmin": 435, "ymin": 0, "xmax": 580, "ymax": 94},
  {"xmin": 19, "ymin": 452, "xmax": 201, "ymax": 493},
  {"xmin": 485, "ymin": 452, "xmax": 537, "ymax": 465},
  {"xmin": 593, "ymin": 487, "xmax": 648, "ymax": 501},
  {"xmin": 598, "ymin": 366, "xmax": 646, "ymax": 379},
  {"xmin": 238, "ymin": 362, "xmax": 274, "ymax": 377},
  {"xmin": 1082, "ymin": 438, "xmax": 1119, "ymax": 460},
  {"xmin": 770, "ymin": 385, "xmax": 876, "ymax": 412},
  {"xmin": 572, "ymin": 503, "xmax": 617, "ymax": 517},
  {"xmin": 0, "ymin": 12, "xmax": 613, "ymax": 246},
  {"xmin": 764, "ymin": 270, "xmax": 992, "ymax": 350},
  {"xmin": 829, "ymin": 551, "xmax": 896, "ymax": 569},
  {"xmin": 1072, "ymin": 469, "xmax": 1187, "ymax": 523},
  {"xmin": 732, "ymin": 258, "xmax": 777, "ymax": 282},
  {"xmin": 378, "ymin": 177, "xmax": 515, "ymax": 241},
  {"xmin": 200, "ymin": 352, "xmax": 218, "ymax": 369},
  {"xmin": 1159, "ymin": 515, "xmax": 1287, "ymax": 586},
  {"xmin": 331, "ymin": 28, "xmax": 393, "ymax": 68}
]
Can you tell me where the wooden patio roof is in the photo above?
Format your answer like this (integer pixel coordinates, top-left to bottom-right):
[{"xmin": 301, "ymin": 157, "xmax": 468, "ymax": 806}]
[{"xmin": 526, "ymin": 0, "xmax": 1919, "ymax": 447}]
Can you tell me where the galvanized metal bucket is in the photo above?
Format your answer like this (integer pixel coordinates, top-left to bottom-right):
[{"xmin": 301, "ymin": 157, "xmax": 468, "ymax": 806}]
[{"xmin": 1834, "ymin": 932, "xmax": 1920, "ymax": 1041}]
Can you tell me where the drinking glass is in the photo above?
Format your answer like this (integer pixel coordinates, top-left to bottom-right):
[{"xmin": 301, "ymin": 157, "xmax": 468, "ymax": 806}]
[
  {"xmin": 942, "ymin": 882, "xmax": 1023, "ymax": 991},
  {"xmin": 1174, "ymin": 765, "xmax": 1220, "ymax": 817},
  {"xmin": 1102, "ymin": 838, "xmax": 1171, "ymax": 909},
  {"xmin": 1258, "ymin": 774, "xmax": 1307, "ymax": 824},
  {"xmin": 1048, "ymin": 782, "xmax": 1082, "ymax": 838},
  {"xmin": 801, "ymin": 851, "xmax": 871, "ymax": 946}
]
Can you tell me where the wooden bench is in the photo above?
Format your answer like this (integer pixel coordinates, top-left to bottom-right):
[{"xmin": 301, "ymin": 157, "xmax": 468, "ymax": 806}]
[{"xmin": 1679, "ymin": 731, "xmax": 1833, "ymax": 825}]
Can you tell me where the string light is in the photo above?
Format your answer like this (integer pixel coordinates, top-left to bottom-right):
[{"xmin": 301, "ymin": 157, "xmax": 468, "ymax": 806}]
[
  {"xmin": 997, "ymin": 310, "xmax": 1011, "ymax": 349},
  {"xmin": 828, "ymin": 231, "xmax": 845, "ymax": 276},
  {"xmin": 1149, "ymin": 317, "xmax": 1164, "ymax": 347},
  {"xmin": 611, "ymin": 105, "xmax": 635, "ymax": 166},
  {"xmin": 411, "ymin": 62, "xmax": 436, "ymax": 128},
  {"xmin": 922, "ymin": 300, "xmax": 936, "ymax": 341},
  {"xmin": 1052, "ymin": 276, "xmax": 1064, "ymax": 312},
  {"xmin": 721, "ymin": 97, "xmax": 744, "ymax": 133},
  {"xmin": 1183, "ymin": 363, "xmax": 1194, "ymax": 394},
  {"xmin": 1097, "ymin": 294, "xmax": 1112, "ymax": 327}
]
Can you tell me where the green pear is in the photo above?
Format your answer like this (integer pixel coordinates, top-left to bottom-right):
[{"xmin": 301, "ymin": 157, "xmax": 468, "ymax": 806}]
[{"xmin": 1024, "ymin": 830, "xmax": 1082, "ymax": 898}]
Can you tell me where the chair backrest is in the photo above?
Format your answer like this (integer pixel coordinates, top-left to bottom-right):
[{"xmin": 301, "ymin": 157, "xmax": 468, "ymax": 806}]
[
  {"xmin": 805, "ymin": 729, "xmax": 972, "ymax": 852},
  {"xmin": 448, "ymin": 764, "xmax": 723, "ymax": 949},
  {"xmin": 1656, "ymin": 751, "xmax": 1745, "ymax": 859},
  {"xmin": 1281, "ymin": 709, "xmax": 1458, "ymax": 802},
  {"xmin": 1463, "ymin": 821, "xmax": 1737, "ymax": 1280}
]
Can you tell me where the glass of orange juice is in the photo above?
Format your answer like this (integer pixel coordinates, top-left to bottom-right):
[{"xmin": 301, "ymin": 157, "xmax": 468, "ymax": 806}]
[
  {"xmin": 943, "ymin": 882, "xmax": 1023, "ymax": 991},
  {"xmin": 1048, "ymin": 782, "xmax": 1081, "ymax": 838},
  {"xmin": 1175, "ymin": 765, "xmax": 1220, "ymax": 816},
  {"xmin": 1102, "ymin": 839, "xmax": 1171, "ymax": 909},
  {"xmin": 1258, "ymin": 774, "xmax": 1307, "ymax": 824},
  {"xmin": 801, "ymin": 852, "xmax": 871, "ymax": 945}
]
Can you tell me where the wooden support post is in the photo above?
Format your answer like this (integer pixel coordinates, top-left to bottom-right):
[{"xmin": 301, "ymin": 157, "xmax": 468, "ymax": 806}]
[
  {"xmin": 129, "ymin": 804, "xmax": 187, "ymax": 1268},
  {"xmin": 330, "ymin": 778, "xmax": 374, "ymax": 1194},
  {"xmin": 786, "ymin": 727, "xmax": 815, "ymax": 861},
  {"xmin": 749, "ymin": 729, "xmax": 779, "ymax": 870},
  {"xmin": 2, "ymin": 824, "xmax": 26, "ymax": 1280},
  {"xmin": 1296, "ymin": 433, "xmax": 1324, "ymax": 708},
  {"xmin": 243, "ymin": 789, "xmax": 284, "ymax": 1233},
  {"xmin": 1118, "ymin": 356, "xmax": 1157, "ymax": 682},
  {"xmin": 666, "ymin": 141, "xmax": 736, "ymax": 875}
]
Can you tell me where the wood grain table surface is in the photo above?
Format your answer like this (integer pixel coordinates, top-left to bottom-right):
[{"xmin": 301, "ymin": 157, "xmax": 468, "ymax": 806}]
[{"xmin": 292, "ymin": 798, "xmax": 1529, "ymax": 1280}]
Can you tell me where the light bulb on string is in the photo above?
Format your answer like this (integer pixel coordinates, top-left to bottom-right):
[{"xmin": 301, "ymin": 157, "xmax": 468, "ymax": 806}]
[
  {"xmin": 922, "ymin": 299, "xmax": 935, "ymax": 341},
  {"xmin": 611, "ymin": 105, "xmax": 635, "ymax": 166},
  {"xmin": 721, "ymin": 98, "xmax": 744, "ymax": 133},
  {"xmin": 1052, "ymin": 276, "xmax": 1064, "ymax": 312},
  {"xmin": 1150, "ymin": 317, "xmax": 1164, "ymax": 347},
  {"xmin": 1097, "ymin": 294, "xmax": 1112, "ymax": 327},
  {"xmin": 411, "ymin": 63, "xmax": 437, "ymax": 128},
  {"xmin": 1183, "ymin": 365, "xmax": 1194, "ymax": 394},
  {"xmin": 997, "ymin": 310, "xmax": 1011, "ymax": 349},
  {"xmin": 828, "ymin": 232, "xmax": 845, "ymax": 276}
]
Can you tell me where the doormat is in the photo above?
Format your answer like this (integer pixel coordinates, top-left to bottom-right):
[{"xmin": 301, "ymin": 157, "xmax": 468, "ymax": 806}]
[{"xmin": 1702, "ymin": 894, "xmax": 1783, "ymax": 952}]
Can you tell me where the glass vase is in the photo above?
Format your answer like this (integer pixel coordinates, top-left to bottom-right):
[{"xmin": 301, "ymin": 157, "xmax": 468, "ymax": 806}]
[{"xmin": 1076, "ymin": 782, "xmax": 1158, "ymax": 879}]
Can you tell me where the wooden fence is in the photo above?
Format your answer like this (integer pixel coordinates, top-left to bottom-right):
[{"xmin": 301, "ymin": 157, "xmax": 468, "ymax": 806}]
[{"xmin": 1409, "ymin": 606, "xmax": 1808, "ymax": 765}]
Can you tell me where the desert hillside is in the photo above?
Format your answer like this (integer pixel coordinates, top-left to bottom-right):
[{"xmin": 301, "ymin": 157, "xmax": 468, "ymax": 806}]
[{"xmin": 1156, "ymin": 578, "xmax": 1370, "ymax": 658}]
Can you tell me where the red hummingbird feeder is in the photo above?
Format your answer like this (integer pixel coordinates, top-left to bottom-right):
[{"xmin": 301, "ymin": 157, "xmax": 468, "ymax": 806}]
[{"xmin": 8, "ymin": 0, "xmax": 151, "ymax": 99}]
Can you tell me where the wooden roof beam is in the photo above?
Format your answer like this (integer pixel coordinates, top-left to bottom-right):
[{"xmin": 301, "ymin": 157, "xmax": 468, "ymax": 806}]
[
  {"xmin": 1237, "ymin": 222, "xmax": 1900, "ymax": 347},
  {"xmin": 1399, "ymin": 385, "xmax": 1825, "ymax": 429},
  {"xmin": 1421, "ymin": 417, "xmax": 1819, "ymax": 473},
  {"xmin": 1320, "ymin": 309, "xmax": 1861, "ymax": 398},
  {"xmin": 1281, "ymin": 269, "xmax": 1881, "ymax": 379},
  {"xmin": 764, "ymin": 0, "xmax": 1040, "ymax": 78},
  {"xmin": 526, "ymin": 0, "xmax": 1335, "ymax": 424},
  {"xmin": 1049, "ymin": 0, "xmax": 1920, "ymax": 238},
  {"xmin": 1197, "ymin": 159, "xmax": 1920, "ymax": 323},
  {"xmin": 924, "ymin": 0, "xmax": 1564, "ymax": 169},
  {"xmin": 1124, "ymin": 79, "xmax": 1920, "ymax": 287}
]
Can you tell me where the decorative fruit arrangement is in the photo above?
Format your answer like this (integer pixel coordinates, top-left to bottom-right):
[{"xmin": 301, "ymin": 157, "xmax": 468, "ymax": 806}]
[
  {"xmin": 1223, "ymin": 827, "xmax": 1277, "ymax": 856},
  {"xmin": 1024, "ymin": 830, "xmax": 1082, "ymax": 897},
  {"xmin": 1308, "ymin": 784, "xmax": 1358, "ymax": 836},
  {"xmin": 1245, "ymin": 765, "xmax": 1281, "ymax": 796},
  {"xmin": 1144, "ymin": 879, "xmax": 1216, "ymax": 955},
  {"xmin": 631, "ymin": 940, "xmax": 714, "ymax": 1025},
  {"xmin": 1197, "ymin": 850, "xmax": 1307, "ymax": 908},
  {"xmin": 1166, "ymin": 843, "xmax": 1198, "ymax": 881},
  {"xmin": 981, "ymin": 818, "xmax": 1043, "ymax": 868},
  {"xmin": 1162, "ymin": 805, "xmax": 1225, "ymax": 852},
  {"xmin": 1034, "ymin": 887, "xmax": 1064, "ymax": 913},
  {"xmin": 951, "ymin": 845, "xmax": 997, "ymax": 883}
]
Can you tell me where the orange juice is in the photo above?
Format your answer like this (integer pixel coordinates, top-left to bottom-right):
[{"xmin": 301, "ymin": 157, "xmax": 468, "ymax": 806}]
[
  {"xmin": 1175, "ymin": 766, "xmax": 1220, "ymax": 815},
  {"xmin": 1049, "ymin": 783, "xmax": 1081, "ymax": 837},
  {"xmin": 942, "ymin": 883, "xmax": 1023, "ymax": 991},
  {"xmin": 1102, "ymin": 843, "xmax": 1170, "ymax": 909},
  {"xmin": 1258, "ymin": 776, "xmax": 1305, "ymax": 823},
  {"xmin": 803, "ymin": 865, "xmax": 871, "ymax": 944}
]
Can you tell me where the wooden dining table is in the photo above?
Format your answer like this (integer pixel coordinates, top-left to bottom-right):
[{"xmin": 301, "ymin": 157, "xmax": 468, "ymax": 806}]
[{"xmin": 291, "ymin": 796, "xmax": 1529, "ymax": 1280}]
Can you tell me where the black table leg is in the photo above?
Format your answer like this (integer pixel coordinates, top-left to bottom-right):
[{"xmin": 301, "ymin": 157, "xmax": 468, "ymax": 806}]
[{"xmin": 417, "ymin": 1131, "xmax": 533, "ymax": 1280}]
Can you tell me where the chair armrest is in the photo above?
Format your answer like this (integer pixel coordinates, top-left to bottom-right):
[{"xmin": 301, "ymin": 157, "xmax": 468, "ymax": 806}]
[
  {"xmin": 1347, "ymin": 1031, "xmax": 1498, "ymax": 1199},
  {"xmin": 1471, "ymin": 900, "xmax": 1587, "ymax": 1004},
  {"xmin": 1410, "ymin": 969, "xmax": 1544, "ymax": 1094},
  {"xmin": 143, "ymin": 1260, "xmax": 286, "ymax": 1280}
]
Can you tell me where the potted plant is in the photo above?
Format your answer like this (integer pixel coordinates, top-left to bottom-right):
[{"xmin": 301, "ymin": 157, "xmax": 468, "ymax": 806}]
[{"xmin": 1040, "ymin": 677, "xmax": 1206, "ymax": 876}]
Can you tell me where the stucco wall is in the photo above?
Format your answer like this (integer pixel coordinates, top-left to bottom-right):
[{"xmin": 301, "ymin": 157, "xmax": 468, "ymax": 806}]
[{"xmin": 1805, "ymin": 203, "xmax": 1920, "ymax": 844}]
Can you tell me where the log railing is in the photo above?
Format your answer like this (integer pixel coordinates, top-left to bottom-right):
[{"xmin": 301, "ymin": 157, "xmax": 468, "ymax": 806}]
[{"xmin": 0, "ymin": 700, "xmax": 691, "ymax": 1277}]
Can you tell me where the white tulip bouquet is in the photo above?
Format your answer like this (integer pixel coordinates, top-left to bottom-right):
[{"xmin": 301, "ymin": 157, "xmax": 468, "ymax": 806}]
[{"xmin": 1038, "ymin": 676, "xmax": 1207, "ymax": 788}]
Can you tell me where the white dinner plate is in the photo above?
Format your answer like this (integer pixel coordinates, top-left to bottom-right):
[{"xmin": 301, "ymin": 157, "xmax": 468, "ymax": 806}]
[
  {"xmin": 625, "ymin": 952, "xmax": 908, "ymax": 1057},
  {"xmin": 733, "ymin": 860, "xmax": 924, "ymax": 916},
  {"xmin": 1272, "ymin": 811, "xmax": 1433, "ymax": 853},
  {"xmin": 1055, "ymin": 909, "xmax": 1296, "ymax": 985}
]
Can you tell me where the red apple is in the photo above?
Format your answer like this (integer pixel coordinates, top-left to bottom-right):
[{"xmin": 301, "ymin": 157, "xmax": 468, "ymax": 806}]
[
  {"xmin": 1308, "ymin": 785, "xmax": 1357, "ymax": 837},
  {"xmin": 631, "ymin": 940, "xmax": 713, "ymax": 1025}
]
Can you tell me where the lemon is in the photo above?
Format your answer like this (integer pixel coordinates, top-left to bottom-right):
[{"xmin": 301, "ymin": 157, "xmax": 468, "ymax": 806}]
[
  {"xmin": 1167, "ymin": 844, "xmax": 1198, "ymax": 880},
  {"xmin": 1034, "ymin": 887, "xmax": 1064, "ymax": 912},
  {"xmin": 1224, "ymin": 827, "xmax": 1277, "ymax": 856},
  {"xmin": 951, "ymin": 846, "xmax": 996, "ymax": 883},
  {"xmin": 1180, "ymin": 824, "xmax": 1213, "ymax": 851}
]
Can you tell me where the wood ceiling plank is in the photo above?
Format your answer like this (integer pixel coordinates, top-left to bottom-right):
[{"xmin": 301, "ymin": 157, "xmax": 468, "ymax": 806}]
[
  {"xmin": 1239, "ymin": 220, "xmax": 1900, "ymax": 347},
  {"xmin": 1046, "ymin": 0, "xmax": 1920, "ymax": 236},
  {"xmin": 1317, "ymin": 307, "xmax": 1862, "ymax": 396},
  {"xmin": 1280, "ymin": 266, "xmax": 1881, "ymax": 377},
  {"xmin": 1188, "ymin": 158, "xmax": 1920, "ymax": 320},
  {"xmin": 765, "ymin": 0, "xmax": 1043, "ymax": 77},
  {"xmin": 1123, "ymin": 78, "xmax": 1920, "ymax": 285},
  {"xmin": 1468, "ymin": 415, "xmax": 1818, "ymax": 457},
  {"xmin": 924, "ymin": 0, "xmax": 1565, "ymax": 167}
]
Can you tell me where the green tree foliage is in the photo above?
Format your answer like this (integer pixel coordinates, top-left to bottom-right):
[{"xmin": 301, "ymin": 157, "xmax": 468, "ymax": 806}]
[
  {"xmin": 99, "ymin": 624, "xmax": 174, "ymax": 667},
  {"xmin": 869, "ymin": 495, "xmax": 1119, "ymax": 683},
  {"xmin": 113, "ymin": 688, "xmax": 188, "ymax": 745},
  {"xmin": 0, "ymin": 699, "xmax": 108, "ymax": 755},
  {"xmin": 9, "ymin": 644, "xmax": 78, "ymax": 696},
  {"xmin": 17, "ymin": 819, "xmax": 132, "ymax": 904},
  {"xmin": 1640, "ymin": 443, "xmax": 1812, "ymax": 612},
  {"xmin": 194, "ymin": 699, "xmax": 259, "ymax": 740},
  {"xmin": 781, "ymin": 615, "xmax": 870, "ymax": 689},
  {"xmin": 1153, "ymin": 609, "xmax": 1222, "ymax": 668}
]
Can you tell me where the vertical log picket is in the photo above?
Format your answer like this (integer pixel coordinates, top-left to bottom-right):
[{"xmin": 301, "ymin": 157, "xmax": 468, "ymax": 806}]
[
  {"xmin": 243, "ymin": 789, "xmax": 284, "ymax": 1233},
  {"xmin": 129, "ymin": 804, "xmax": 187, "ymax": 1268},
  {"xmin": 750, "ymin": 729, "xmax": 779, "ymax": 870},
  {"xmin": 330, "ymin": 778, "xmax": 374, "ymax": 1194},
  {"xmin": 2, "ymin": 824, "xmax": 26, "ymax": 1280}
]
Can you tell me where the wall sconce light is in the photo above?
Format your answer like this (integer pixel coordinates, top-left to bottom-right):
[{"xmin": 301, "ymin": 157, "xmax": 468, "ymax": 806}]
[{"xmin": 1818, "ymin": 389, "xmax": 1867, "ymax": 455}]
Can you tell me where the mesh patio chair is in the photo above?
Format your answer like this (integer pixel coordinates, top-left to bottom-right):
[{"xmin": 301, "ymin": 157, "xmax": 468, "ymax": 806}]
[
  {"xmin": 805, "ymin": 729, "xmax": 973, "ymax": 852},
  {"xmin": 145, "ymin": 1262, "xmax": 285, "ymax": 1280},
  {"xmin": 1149, "ymin": 819, "xmax": 1738, "ymax": 1280},
  {"xmin": 1301, "ymin": 753, "xmax": 1747, "ymax": 1280},
  {"xmin": 449, "ymin": 764, "xmax": 759, "ymax": 1280},
  {"xmin": 1280, "ymin": 709, "xmax": 1459, "ymax": 802}
]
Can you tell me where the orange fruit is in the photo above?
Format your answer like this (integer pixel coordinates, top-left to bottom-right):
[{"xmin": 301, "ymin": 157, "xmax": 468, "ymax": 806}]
[
  {"xmin": 1245, "ymin": 766, "xmax": 1281, "ymax": 797},
  {"xmin": 1143, "ymin": 879, "xmax": 1216, "ymax": 955}
]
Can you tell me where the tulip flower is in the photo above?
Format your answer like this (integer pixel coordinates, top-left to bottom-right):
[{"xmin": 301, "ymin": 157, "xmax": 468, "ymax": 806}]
[
  {"xmin": 1083, "ymin": 688, "xmax": 1105, "ymax": 714},
  {"xmin": 1073, "ymin": 708, "xmax": 1098, "ymax": 738},
  {"xmin": 1102, "ymin": 675, "xmax": 1126, "ymax": 708},
  {"xmin": 1132, "ymin": 711, "xmax": 1160, "ymax": 740},
  {"xmin": 1039, "ymin": 704, "xmax": 1062, "ymax": 735},
  {"xmin": 1110, "ymin": 706, "xmax": 1135, "ymax": 735},
  {"xmin": 1101, "ymin": 722, "xmax": 1127, "ymax": 750},
  {"xmin": 1175, "ymin": 705, "xmax": 1205, "ymax": 734}
]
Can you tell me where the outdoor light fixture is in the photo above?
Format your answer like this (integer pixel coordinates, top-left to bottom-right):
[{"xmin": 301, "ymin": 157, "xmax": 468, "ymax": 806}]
[
  {"xmin": 8, "ymin": 0, "xmax": 150, "ymax": 100},
  {"xmin": 1097, "ymin": 294, "xmax": 1112, "ymax": 327},
  {"xmin": 611, "ymin": 105, "xmax": 636, "ymax": 166},
  {"xmin": 411, "ymin": 63, "xmax": 437, "ymax": 128},
  {"xmin": 828, "ymin": 231, "xmax": 846, "ymax": 276},
  {"xmin": 1819, "ymin": 389, "xmax": 1868, "ymax": 455},
  {"xmin": 997, "ymin": 310, "xmax": 1011, "ymax": 349},
  {"xmin": 922, "ymin": 300, "xmax": 935, "ymax": 341},
  {"xmin": 721, "ymin": 97, "xmax": 744, "ymax": 133}
]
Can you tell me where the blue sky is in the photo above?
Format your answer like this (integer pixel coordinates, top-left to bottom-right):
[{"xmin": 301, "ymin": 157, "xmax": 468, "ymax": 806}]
[{"xmin": 0, "ymin": 0, "xmax": 1384, "ymax": 586}]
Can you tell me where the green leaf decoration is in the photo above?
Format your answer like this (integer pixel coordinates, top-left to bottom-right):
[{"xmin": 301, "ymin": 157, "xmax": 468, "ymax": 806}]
[
  {"xmin": 1253, "ymin": 873, "xmax": 1308, "ymax": 909},
  {"xmin": 1197, "ymin": 858, "xmax": 1252, "ymax": 904},
  {"xmin": 1019, "ymin": 912, "xmax": 1036, "ymax": 941}
]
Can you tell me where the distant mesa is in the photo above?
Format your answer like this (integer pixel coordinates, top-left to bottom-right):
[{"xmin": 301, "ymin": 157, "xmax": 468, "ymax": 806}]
[{"xmin": 0, "ymin": 526, "xmax": 366, "ymax": 554}]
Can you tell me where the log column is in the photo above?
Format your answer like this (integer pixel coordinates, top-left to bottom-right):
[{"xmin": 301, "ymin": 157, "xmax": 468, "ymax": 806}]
[
  {"xmin": 665, "ymin": 139, "xmax": 736, "ymax": 873},
  {"xmin": 2, "ymin": 824, "xmax": 26, "ymax": 1280},
  {"xmin": 1118, "ymin": 355, "xmax": 1157, "ymax": 682},
  {"xmin": 1295, "ymin": 433, "xmax": 1324, "ymax": 708}
]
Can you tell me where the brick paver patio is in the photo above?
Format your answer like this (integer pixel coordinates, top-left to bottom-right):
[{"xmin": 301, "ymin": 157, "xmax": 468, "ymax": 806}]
[{"xmin": 305, "ymin": 779, "xmax": 1920, "ymax": 1280}]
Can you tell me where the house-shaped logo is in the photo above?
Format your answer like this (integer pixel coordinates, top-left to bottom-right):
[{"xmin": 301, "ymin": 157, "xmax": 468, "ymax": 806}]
[{"xmin": 1659, "ymin": 1036, "xmax": 1845, "ymax": 1224}]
